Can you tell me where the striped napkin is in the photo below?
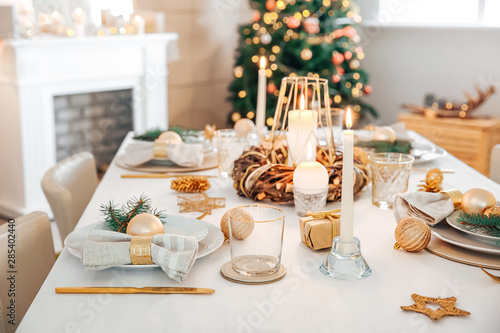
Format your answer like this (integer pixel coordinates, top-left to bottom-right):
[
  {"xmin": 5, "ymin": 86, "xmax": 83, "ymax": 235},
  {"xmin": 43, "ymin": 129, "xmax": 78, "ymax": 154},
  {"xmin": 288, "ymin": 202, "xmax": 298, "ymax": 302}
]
[
  {"xmin": 394, "ymin": 192, "xmax": 455, "ymax": 226},
  {"xmin": 82, "ymin": 230, "xmax": 198, "ymax": 283}
]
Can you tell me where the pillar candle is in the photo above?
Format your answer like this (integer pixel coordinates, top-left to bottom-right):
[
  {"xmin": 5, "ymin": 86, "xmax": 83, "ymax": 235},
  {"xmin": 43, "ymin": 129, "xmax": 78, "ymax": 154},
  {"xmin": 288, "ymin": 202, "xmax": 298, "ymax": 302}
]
[
  {"xmin": 72, "ymin": 8, "xmax": 85, "ymax": 37},
  {"xmin": 288, "ymin": 94, "xmax": 317, "ymax": 165},
  {"xmin": 134, "ymin": 15, "xmax": 145, "ymax": 34},
  {"xmin": 340, "ymin": 107, "xmax": 354, "ymax": 243},
  {"xmin": 255, "ymin": 56, "xmax": 266, "ymax": 137}
]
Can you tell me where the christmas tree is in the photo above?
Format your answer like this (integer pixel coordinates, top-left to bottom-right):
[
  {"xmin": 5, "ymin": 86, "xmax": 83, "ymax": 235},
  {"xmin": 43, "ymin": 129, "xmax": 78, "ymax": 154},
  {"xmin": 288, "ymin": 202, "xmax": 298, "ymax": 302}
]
[{"xmin": 228, "ymin": 0, "xmax": 376, "ymax": 128}]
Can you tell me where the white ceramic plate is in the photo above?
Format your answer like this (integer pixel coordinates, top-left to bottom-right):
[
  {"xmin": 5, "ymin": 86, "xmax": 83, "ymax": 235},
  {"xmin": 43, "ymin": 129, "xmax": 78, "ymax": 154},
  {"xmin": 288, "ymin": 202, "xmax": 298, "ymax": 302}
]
[
  {"xmin": 430, "ymin": 222, "xmax": 500, "ymax": 255},
  {"xmin": 64, "ymin": 215, "xmax": 218, "ymax": 268},
  {"xmin": 353, "ymin": 130, "xmax": 447, "ymax": 164},
  {"xmin": 446, "ymin": 209, "xmax": 500, "ymax": 244},
  {"xmin": 114, "ymin": 153, "xmax": 218, "ymax": 173},
  {"xmin": 407, "ymin": 132, "xmax": 447, "ymax": 164}
]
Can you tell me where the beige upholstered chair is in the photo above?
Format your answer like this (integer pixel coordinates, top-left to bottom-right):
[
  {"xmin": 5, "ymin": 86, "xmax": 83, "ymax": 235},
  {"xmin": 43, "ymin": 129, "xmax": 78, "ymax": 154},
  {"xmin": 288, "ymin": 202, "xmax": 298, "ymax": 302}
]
[
  {"xmin": 490, "ymin": 144, "xmax": 500, "ymax": 184},
  {"xmin": 41, "ymin": 152, "xmax": 98, "ymax": 243},
  {"xmin": 0, "ymin": 212, "xmax": 55, "ymax": 333}
]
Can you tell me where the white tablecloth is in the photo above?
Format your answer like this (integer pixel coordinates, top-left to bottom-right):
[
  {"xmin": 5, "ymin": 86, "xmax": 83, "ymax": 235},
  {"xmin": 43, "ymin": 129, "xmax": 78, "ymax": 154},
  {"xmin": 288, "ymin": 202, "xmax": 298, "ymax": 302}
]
[{"xmin": 18, "ymin": 133, "xmax": 500, "ymax": 332}]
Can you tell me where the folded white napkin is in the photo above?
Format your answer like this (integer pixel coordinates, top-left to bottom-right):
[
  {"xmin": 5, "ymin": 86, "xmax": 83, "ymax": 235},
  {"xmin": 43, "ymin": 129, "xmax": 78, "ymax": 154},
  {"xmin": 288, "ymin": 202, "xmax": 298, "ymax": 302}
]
[
  {"xmin": 394, "ymin": 192, "xmax": 455, "ymax": 226},
  {"xmin": 124, "ymin": 140, "xmax": 204, "ymax": 167},
  {"xmin": 82, "ymin": 230, "xmax": 198, "ymax": 283}
]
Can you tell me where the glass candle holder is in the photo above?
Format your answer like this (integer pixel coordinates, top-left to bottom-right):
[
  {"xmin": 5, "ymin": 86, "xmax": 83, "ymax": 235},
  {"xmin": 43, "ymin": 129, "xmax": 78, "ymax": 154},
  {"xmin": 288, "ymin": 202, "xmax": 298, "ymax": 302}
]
[{"xmin": 293, "ymin": 186, "xmax": 328, "ymax": 217}]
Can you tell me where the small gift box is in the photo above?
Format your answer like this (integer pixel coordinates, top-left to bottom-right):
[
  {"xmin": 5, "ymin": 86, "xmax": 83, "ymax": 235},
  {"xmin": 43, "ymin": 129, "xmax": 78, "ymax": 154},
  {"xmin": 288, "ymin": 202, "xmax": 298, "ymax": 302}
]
[{"xmin": 299, "ymin": 210, "xmax": 340, "ymax": 250}]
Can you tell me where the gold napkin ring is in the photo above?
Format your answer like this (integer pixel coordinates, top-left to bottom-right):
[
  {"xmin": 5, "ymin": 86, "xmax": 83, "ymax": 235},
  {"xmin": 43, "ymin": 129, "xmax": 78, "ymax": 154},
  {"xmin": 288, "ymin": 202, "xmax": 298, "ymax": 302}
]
[
  {"xmin": 130, "ymin": 236, "xmax": 154, "ymax": 265},
  {"xmin": 153, "ymin": 139, "xmax": 169, "ymax": 158},
  {"xmin": 442, "ymin": 189, "xmax": 463, "ymax": 211}
]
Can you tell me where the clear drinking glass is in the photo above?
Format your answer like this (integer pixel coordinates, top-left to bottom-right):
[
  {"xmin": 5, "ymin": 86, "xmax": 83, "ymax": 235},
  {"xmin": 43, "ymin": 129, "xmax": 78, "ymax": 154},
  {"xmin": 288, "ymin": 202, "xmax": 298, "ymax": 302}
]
[
  {"xmin": 318, "ymin": 108, "xmax": 344, "ymax": 146},
  {"xmin": 228, "ymin": 205, "xmax": 285, "ymax": 277},
  {"xmin": 215, "ymin": 129, "xmax": 250, "ymax": 178},
  {"xmin": 368, "ymin": 153, "xmax": 414, "ymax": 209}
]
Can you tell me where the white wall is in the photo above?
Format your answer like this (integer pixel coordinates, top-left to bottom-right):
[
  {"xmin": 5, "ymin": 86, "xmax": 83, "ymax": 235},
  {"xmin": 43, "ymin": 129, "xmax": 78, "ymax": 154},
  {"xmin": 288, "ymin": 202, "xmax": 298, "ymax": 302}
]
[
  {"xmin": 138, "ymin": 0, "xmax": 253, "ymax": 130},
  {"xmin": 361, "ymin": 26, "xmax": 500, "ymax": 125}
]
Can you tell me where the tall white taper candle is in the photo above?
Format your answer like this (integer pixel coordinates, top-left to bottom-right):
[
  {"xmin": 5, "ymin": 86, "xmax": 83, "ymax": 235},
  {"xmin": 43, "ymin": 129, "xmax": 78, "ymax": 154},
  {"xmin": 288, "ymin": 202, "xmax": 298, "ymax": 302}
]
[
  {"xmin": 255, "ymin": 56, "xmax": 267, "ymax": 137},
  {"xmin": 340, "ymin": 107, "xmax": 354, "ymax": 243}
]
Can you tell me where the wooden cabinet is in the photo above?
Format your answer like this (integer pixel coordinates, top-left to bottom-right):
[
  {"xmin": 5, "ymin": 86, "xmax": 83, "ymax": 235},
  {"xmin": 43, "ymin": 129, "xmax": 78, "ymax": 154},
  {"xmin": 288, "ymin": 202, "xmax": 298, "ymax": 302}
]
[{"xmin": 398, "ymin": 113, "xmax": 500, "ymax": 176}]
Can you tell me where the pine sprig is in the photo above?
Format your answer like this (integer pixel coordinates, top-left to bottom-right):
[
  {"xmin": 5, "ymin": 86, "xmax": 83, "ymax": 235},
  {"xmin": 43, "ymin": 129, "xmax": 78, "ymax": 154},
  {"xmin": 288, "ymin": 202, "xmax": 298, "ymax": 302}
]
[
  {"xmin": 99, "ymin": 195, "xmax": 167, "ymax": 233},
  {"xmin": 457, "ymin": 212, "xmax": 500, "ymax": 237},
  {"xmin": 133, "ymin": 129, "xmax": 165, "ymax": 141}
]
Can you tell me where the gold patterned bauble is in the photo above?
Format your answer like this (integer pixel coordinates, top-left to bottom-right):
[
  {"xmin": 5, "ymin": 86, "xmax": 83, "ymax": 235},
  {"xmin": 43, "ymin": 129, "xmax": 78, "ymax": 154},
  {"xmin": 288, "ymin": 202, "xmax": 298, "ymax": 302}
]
[
  {"xmin": 126, "ymin": 213, "xmax": 164, "ymax": 236},
  {"xmin": 301, "ymin": 48, "xmax": 313, "ymax": 61},
  {"xmin": 461, "ymin": 188, "xmax": 496, "ymax": 215},
  {"xmin": 484, "ymin": 206, "xmax": 500, "ymax": 217},
  {"xmin": 394, "ymin": 217, "xmax": 431, "ymax": 252},
  {"xmin": 220, "ymin": 208, "xmax": 254, "ymax": 240}
]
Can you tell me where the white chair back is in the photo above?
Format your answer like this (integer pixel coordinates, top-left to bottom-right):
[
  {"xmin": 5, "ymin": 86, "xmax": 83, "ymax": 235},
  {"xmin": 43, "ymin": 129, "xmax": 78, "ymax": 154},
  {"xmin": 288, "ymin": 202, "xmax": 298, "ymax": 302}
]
[
  {"xmin": 0, "ymin": 212, "xmax": 55, "ymax": 333},
  {"xmin": 41, "ymin": 152, "xmax": 98, "ymax": 243},
  {"xmin": 490, "ymin": 144, "xmax": 500, "ymax": 183}
]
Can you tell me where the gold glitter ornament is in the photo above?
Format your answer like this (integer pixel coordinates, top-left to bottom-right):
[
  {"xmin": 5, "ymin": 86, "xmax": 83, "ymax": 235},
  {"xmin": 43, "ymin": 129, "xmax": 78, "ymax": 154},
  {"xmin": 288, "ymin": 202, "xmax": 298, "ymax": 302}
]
[
  {"xmin": 394, "ymin": 217, "xmax": 431, "ymax": 252},
  {"xmin": 461, "ymin": 188, "xmax": 496, "ymax": 215},
  {"xmin": 126, "ymin": 213, "xmax": 164, "ymax": 236},
  {"xmin": 484, "ymin": 206, "xmax": 500, "ymax": 217},
  {"xmin": 220, "ymin": 208, "xmax": 255, "ymax": 240}
]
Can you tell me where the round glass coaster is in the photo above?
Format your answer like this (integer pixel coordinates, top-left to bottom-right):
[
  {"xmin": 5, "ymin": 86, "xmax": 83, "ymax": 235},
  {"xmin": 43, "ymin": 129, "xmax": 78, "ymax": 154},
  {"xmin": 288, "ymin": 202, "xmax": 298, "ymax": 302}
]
[{"xmin": 220, "ymin": 261, "xmax": 286, "ymax": 285}]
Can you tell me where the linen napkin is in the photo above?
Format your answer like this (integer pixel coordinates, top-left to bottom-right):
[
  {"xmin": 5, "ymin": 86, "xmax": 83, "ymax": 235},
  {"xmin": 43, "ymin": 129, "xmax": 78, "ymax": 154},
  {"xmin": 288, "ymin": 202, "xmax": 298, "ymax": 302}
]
[
  {"xmin": 394, "ymin": 192, "xmax": 455, "ymax": 226},
  {"xmin": 82, "ymin": 230, "xmax": 198, "ymax": 283},
  {"xmin": 124, "ymin": 140, "xmax": 204, "ymax": 167}
]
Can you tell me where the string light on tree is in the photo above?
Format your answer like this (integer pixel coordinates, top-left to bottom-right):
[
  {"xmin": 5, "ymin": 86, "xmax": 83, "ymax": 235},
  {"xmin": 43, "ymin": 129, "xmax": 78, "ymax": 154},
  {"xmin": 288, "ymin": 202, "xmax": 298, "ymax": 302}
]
[{"xmin": 228, "ymin": 0, "xmax": 376, "ymax": 126}]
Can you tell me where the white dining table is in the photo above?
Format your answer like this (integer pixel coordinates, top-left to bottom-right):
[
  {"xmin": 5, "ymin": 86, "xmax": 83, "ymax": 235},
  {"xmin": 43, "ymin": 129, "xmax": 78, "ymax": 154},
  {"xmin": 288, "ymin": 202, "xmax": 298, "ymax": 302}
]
[{"xmin": 18, "ymin": 132, "xmax": 500, "ymax": 333}]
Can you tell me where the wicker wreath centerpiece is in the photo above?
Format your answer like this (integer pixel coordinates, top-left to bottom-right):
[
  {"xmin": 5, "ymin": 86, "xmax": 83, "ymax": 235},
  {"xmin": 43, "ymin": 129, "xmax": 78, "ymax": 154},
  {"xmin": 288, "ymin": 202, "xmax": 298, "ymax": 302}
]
[
  {"xmin": 231, "ymin": 76, "xmax": 368, "ymax": 203},
  {"xmin": 231, "ymin": 145, "xmax": 368, "ymax": 203}
]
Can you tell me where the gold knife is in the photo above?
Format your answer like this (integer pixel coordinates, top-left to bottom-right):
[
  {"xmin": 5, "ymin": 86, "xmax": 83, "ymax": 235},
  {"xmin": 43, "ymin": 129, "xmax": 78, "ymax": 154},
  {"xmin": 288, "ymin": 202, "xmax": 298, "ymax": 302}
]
[
  {"xmin": 55, "ymin": 287, "xmax": 215, "ymax": 294},
  {"xmin": 121, "ymin": 174, "xmax": 217, "ymax": 179}
]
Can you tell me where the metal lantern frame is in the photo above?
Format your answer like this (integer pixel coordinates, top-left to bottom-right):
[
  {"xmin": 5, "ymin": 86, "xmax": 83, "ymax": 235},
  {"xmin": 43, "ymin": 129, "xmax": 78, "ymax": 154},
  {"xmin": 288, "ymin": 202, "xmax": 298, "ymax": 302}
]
[{"xmin": 266, "ymin": 76, "xmax": 336, "ymax": 167}]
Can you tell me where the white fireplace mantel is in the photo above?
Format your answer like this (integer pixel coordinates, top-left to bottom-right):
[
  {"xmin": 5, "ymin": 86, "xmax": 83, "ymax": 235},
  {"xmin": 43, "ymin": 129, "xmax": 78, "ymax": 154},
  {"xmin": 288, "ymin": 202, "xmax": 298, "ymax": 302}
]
[{"xmin": 0, "ymin": 33, "xmax": 178, "ymax": 217}]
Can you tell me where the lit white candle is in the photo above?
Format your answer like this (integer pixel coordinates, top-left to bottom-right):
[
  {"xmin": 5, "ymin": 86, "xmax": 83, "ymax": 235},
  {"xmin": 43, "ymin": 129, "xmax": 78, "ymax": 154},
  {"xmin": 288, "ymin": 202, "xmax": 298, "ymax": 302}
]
[
  {"xmin": 134, "ymin": 15, "xmax": 146, "ymax": 34},
  {"xmin": 293, "ymin": 143, "xmax": 329, "ymax": 194},
  {"xmin": 340, "ymin": 107, "xmax": 354, "ymax": 243},
  {"xmin": 288, "ymin": 94, "xmax": 317, "ymax": 165},
  {"xmin": 255, "ymin": 56, "xmax": 267, "ymax": 137},
  {"xmin": 72, "ymin": 8, "xmax": 85, "ymax": 37}
]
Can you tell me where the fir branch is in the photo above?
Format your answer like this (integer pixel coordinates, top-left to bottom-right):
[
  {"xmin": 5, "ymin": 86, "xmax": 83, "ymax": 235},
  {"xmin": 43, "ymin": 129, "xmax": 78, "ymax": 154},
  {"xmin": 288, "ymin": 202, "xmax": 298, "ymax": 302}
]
[
  {"xmin": 133, "ymin": 128, "xmax": 165, "ymax": 141},
  {"xmin": 100, "ymin": 195, "xmax": 167, "ymax": 233},
  {"xmin": 457, "ymin": 212, "xmax": 500, "ymax": 237}
]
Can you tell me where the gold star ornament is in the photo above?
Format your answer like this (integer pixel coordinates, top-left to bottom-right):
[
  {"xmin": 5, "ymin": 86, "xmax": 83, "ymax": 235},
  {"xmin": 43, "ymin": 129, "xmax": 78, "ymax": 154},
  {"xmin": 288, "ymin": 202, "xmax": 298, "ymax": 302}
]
[
  {"xmin": 177, "ymin": 193, "xmax": 225, "ymax": 215},
  {"xmin": 401, "ymin": 293, "xmax": 470, "ymax": 320}
]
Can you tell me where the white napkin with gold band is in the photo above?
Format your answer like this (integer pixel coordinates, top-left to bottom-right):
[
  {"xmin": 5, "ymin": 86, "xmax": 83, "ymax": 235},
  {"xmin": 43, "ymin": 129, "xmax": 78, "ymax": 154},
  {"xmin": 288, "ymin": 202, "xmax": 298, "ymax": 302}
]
[
  {"xmin": 124, "ymin": 140, "xmax": 204, "ymax": 167},
  {"xmin": 82, "ymin": 230, "xmax": 198, "ymax": 283},
  {"xmin": 394, "ymin": 190, "xmax": 462, "ymax": 226}
]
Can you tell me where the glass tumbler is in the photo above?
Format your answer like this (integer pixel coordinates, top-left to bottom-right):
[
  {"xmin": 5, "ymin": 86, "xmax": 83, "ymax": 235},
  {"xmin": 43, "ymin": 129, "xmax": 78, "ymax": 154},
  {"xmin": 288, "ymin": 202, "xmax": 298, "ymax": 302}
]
[
  {"xmin": 228, "ymin": 205, "xmax": 285, "ymax": 277},
  {"xmin": 368, "ymin": 153, "xmax": 414, "ymax": 209},
  {"xmin": 215, "ymin": 129, "xmax": 250, "ymax": 178}
]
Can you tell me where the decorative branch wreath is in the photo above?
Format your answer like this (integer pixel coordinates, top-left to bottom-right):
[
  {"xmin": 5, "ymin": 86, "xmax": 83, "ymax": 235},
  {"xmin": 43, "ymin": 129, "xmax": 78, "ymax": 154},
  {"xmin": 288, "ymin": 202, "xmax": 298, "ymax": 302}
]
[{"xmin": 231, "ymin": 145, "xmax": 369, "ymax": 203}]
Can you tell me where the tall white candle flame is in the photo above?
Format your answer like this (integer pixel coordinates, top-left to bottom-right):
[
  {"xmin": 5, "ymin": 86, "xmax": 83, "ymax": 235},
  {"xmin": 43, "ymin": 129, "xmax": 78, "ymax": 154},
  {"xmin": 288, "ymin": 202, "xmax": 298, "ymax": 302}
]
[
  {"xmin": 259, "ymin": 56, "xmax": 266, "ymax": 69},
  {"xmin": 299, "ymin": 94, "xmax": 305, "ymax": 110},
  {"xmin": 346, "ymin": 107, "xmax": 352, "ymax": 130}
]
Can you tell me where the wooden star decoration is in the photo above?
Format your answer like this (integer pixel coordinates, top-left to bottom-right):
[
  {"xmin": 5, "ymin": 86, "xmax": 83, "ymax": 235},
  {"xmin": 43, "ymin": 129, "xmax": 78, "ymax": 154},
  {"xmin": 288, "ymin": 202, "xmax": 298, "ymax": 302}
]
[
  {"xmin": 401, "ymin": 293, "xmax": 470, "ymax": 320},
  {"xmin": 177, "ymin": 193, "xmax": 225, "ymax": 215}
]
